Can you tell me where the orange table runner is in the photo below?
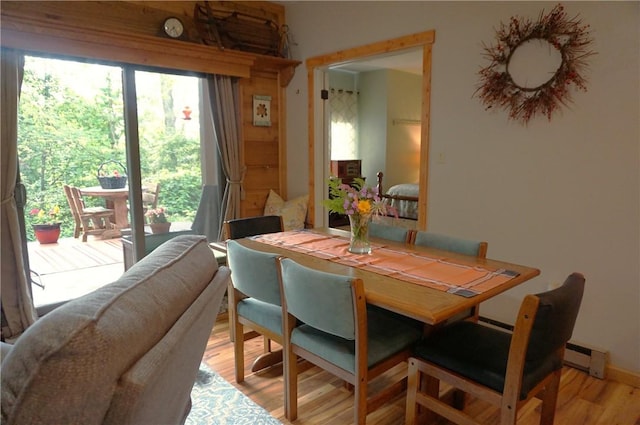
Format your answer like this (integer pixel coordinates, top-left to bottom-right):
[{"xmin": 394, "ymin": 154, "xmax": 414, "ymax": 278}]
[{"xmin": 252, "ymin": 230, "xmax": 520, "ymax": 297}]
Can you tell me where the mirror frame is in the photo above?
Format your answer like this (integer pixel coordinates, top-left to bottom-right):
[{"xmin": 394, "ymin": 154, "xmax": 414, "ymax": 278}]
[{"xmin": 306, "ymin": 30, "xmax": 435, "ymax": 230}]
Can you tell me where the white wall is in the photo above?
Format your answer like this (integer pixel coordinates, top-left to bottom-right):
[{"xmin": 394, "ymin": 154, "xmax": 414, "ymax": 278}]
[{"xmin": 283, "ymin": 1, "xmax": 640, "ymax": 372}]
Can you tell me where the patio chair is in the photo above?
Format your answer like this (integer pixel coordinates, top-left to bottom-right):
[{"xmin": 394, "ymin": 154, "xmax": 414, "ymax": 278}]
[
  {"xmin": 63, "ymin": 185, "xmax": 115, "ymax": 242},
  {"xmin": 142, "ymin": 182, "xmax": 160, "ymax": 218},
  {"xmin": 405, "ymin": 272, "xmax": 585, "ymax": 425}
]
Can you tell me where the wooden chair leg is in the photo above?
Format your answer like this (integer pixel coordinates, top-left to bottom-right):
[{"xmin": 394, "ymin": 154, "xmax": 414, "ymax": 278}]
[
  {"xmin": 233, "ymin": 321, "xmax": 245, "ymax": 383},
  {"xmin": 354, "ymin": 376, "xmax": 367, "ymax": 425},
  {"xmin": 284, "ymin": 348, "xmax": 298, "ymax": 421},
  {"xmin": 423, "ymin": 373, "xmax": 440, "ymax": 424},
  {"xmin": 405, "ymin": 359, "xmax": 420, "ymax": 425},
  {"xmin": 539, "ymin": 369, "xmax": 561, "ymax": 425},
  {"xmin": 263, "ymin": 335, "xmax": 272, "ymax": 353},
  {"xmin": 499, "ymin": 395, "xmax": 519, "ymax": 425}
]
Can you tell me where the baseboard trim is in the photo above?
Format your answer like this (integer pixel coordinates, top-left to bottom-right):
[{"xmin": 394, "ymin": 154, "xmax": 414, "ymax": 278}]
[{"xmin": 606, "ymin": 365, "xmax": 640, "ymax": 388}]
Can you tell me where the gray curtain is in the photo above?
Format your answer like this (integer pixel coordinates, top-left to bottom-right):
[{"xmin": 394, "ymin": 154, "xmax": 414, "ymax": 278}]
[
  {"xmin": 1, "ymin": 48, "xmax": 38, "ymax": 340},
  {"xmin": 205, "ymin": 75, "xmax": 244, "ymax": 240},
  {"xmin": 191, "ymin": 184, "xmax": 221, "ymax": 242}
]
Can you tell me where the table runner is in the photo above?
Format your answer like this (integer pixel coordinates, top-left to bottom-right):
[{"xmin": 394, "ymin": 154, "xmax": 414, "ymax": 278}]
[{"xmin": 252, "ymin": 230, "xmax": 520, "ymax": 297}]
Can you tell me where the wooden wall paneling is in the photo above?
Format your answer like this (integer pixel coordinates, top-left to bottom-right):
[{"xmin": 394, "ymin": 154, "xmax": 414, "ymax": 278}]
[
  {"xmin": 238, "ymin": 69, "xmax": 285, "ymax": 218},
  {"xmin": 1, "ymin": 0, "xmax": 299, "ymax": 221},
  {"xmin": 1, "ymin": 2, "xmax": 299, "ymax": 78},
  {"xmin": 243, "ymin": 190, "xmax": 272, "ymax": 217},
  {"xmin": 245, "ymin": 140, "xmax": 279, "ymax": 166},
  {"xmin": 244, "ymin": 166, "xmax": 280, "ymax": 190}
]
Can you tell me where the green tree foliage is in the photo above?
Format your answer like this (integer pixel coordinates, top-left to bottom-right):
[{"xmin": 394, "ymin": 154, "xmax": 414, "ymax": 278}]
[{"xmin": 18, "ymin": 57, "xmax": 202, "ymax": 241}]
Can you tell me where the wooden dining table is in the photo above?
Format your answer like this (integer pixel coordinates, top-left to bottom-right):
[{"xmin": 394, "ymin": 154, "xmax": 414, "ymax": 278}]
[{"xmin": 238, "ymin": 227, "xmax": 541, "ymax": 326}]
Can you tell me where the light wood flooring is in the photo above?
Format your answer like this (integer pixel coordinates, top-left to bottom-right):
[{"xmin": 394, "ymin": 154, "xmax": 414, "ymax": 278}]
[{"xmin": 204, "ymin": 318, "xmax": 640, "ymax": 425}]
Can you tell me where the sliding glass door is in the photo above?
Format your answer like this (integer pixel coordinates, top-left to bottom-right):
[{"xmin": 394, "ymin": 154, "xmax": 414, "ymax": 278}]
[{"xmin": 18, "ymin": 55, "xmax": 216, "ymax": 307}]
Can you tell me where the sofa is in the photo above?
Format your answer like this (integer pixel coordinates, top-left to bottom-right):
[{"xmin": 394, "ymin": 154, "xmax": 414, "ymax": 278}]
[{"xmin": 1, "ymin": 235, "xmax": 230, "ymax": 425}]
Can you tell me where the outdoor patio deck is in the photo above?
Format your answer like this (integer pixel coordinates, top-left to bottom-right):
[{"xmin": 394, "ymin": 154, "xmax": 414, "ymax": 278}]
[
  {"xmin": 28, "ymin": 236, "xmax": 126, "ymax": 307},
  {"xmin": 28, "ymin": 221, "xmax": 197, "ymax": 307}
]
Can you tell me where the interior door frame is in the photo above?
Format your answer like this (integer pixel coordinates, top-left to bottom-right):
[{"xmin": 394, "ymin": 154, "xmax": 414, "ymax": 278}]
[{"xmin": 306, "ymin": 30, "xmax": 435, "ymax": 230}]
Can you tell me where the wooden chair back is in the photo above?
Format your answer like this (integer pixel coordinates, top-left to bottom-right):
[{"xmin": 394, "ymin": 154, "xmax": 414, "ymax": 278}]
[
  {"xmin": 66, "ymin": 186, "xmax": 115, "ymax": 242},
  {"xmin": 142, "ymin": 182, "xmax": 160, "ymax": 211},
  {"xmin": 63, "ymin": 184, "xmax": 83, "ymax": 239}
]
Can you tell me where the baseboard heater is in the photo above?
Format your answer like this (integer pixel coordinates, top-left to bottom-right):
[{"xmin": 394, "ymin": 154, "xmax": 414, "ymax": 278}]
[{"xmin": 478, "ymin": 316, "xmax": 607, "ymax": 379}]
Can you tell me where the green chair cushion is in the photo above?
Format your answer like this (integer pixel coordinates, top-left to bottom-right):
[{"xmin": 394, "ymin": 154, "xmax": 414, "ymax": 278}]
[
  {"xmin": 237, "ymin": 298, "xmax": 283, "ymax": 336},
  {"xmin": 291, "ymin": 306, "xmax": 422, "ymax": 374}
]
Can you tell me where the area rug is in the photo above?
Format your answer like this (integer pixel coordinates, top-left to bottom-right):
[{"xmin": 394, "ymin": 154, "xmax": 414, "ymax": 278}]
[{"xmin": 186, "ymin": 363, "xmax": 282, "ymax": 425}]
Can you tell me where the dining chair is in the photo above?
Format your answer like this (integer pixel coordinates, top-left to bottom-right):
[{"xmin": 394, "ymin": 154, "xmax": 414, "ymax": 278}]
[
  {"xmin": 277, "ymin": 257, "xmax": 423, "ymax": 425},
  {"xmin": 369, "ymin": 221, "xmax": 412, "ymax": 243},
  {"xmin": 223, "ymin": 215, "xmax": 284, "ymax": 350},
  {"xmin": 63, "ymin": 185, "xmax": 115, "ymax": 242},
  {"xmin": 226, "ymin": 239, "xmax": 283, "ymax": 383},
  {"xmin": 411, "ymin": 230, "xmax": 488, "ymax": 322},
  {"xmin": 405, "ymin": 272, "xmax": 585, "ymax": 425},
  {"xmin": 411, "ymin": 230, "xmax": 488, "ymax": 258},
  {"xmin": 224, "ymin": 215, "xmax": 284, "ymax": 240}
]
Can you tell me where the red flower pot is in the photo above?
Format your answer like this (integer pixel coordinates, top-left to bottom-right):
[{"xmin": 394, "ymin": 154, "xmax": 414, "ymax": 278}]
[{"xmin": 33, "ymin": 223, "xmax": 61, "ymax": 244}]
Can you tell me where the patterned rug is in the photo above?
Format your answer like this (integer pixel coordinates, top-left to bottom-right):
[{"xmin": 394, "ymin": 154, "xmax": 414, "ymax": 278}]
[{"xmin": 186, "ymin": 363, "xmax": 282, "ymax": 425}]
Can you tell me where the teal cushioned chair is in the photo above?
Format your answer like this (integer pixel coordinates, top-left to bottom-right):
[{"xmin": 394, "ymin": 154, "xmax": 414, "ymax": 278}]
[
  {"xmin": 411, "ymin": 231, "xmax": 488, "ymax": 322},
  {"xmin": 369, "ymin": 222, "xmax": 412, "ymax": 243},
  {"xmin": 277, "ymin": 258, "xmax": 422, "ymax": 425},
  {"xmin": 226, "ymin": 240, "xmax": 282, "ymax": 383},
  {"xmin": 411, "ymin": 231, "xmax": 488, "ymax": 258}
]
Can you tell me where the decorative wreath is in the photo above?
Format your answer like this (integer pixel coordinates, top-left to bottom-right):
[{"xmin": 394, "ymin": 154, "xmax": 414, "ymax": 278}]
[{"xmin": 474, "ymin": 4, "xmax": 595, "ymax": 124}]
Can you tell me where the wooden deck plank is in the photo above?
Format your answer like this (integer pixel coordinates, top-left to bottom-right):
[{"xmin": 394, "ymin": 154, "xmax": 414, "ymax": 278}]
[{"xmin": 28, "ymin": 236, "xmax": 125, "ymax": 307}]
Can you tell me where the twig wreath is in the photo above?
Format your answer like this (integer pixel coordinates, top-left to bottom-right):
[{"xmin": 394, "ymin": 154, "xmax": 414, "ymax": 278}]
[{"xmin": 474, "ymin": 4, "xmax": 596, "ymax": 124}]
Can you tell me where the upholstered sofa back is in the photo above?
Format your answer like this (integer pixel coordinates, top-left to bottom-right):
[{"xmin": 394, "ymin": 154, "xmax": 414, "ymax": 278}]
[{"xmin": 1, "ymin": 235, "xmax": 229, "ymax": 425}]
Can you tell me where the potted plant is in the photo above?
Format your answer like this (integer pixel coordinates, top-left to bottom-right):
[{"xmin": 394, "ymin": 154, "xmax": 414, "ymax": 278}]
[
  {"xmin": 30, "ymin": 205, "xmax": 62, "ymax": 244},
  {"xmin": 145, "ymin": 207, "xmax": 171, "ymax": 234}
]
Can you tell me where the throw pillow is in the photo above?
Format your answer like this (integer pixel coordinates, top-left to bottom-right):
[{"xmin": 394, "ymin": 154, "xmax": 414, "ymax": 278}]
[{"xmin": 263, "ymin": 190, "xmax": 308, "ymax": 230}]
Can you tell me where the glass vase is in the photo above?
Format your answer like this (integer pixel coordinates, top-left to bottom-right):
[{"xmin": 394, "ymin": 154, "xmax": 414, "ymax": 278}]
[{"xmin": 348, "ymin": 213, "xmax": 372, "ymax": 254}]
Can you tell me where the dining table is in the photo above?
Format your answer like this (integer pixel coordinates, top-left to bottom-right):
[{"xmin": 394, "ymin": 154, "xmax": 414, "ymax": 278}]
[
  {"xmin": 237, "ymin": 227, "xmax": 541, "ymax": 327},
  {"xmin": 79, "ymin": 186, "xmax": 130, "ymax": 230}
]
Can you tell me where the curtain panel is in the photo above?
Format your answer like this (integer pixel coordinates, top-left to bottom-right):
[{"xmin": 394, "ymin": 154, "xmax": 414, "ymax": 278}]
[
  {"xmin": 329, "ymin": 88, "xmax": 359, "ymax": 160},
  {"xmin": 1, "ymin": 48, "xmax": 38, "ymax": 340},
  {"xmin": 206, "ymin": 75, "xmax": 244, "ymax": 241}
]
